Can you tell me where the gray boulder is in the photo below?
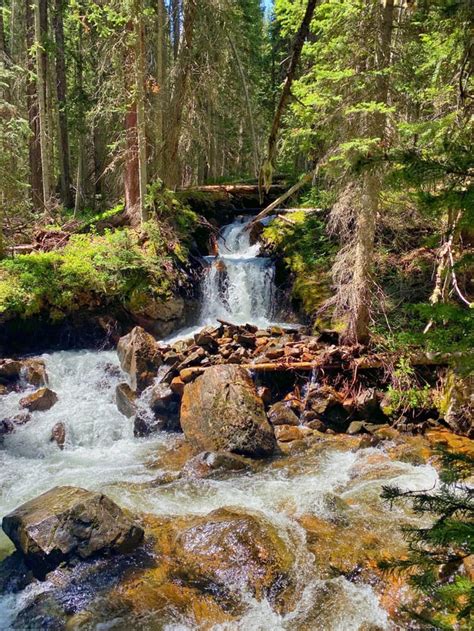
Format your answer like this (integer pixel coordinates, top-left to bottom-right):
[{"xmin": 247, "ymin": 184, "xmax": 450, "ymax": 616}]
[{"xmin": 2, "ymin": 486, "xmax": 144, "ymax": 577}]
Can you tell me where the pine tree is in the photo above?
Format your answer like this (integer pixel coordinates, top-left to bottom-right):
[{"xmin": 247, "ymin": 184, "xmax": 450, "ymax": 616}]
[{"xmin": 380, "ymin": 449, "xmax": 474, "ymax": 630}]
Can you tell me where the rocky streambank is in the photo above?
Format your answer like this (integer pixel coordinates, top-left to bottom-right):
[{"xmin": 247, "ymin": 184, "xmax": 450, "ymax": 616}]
[{"xmin": 0, "ymin": 323, "xmax": 472, "ymax": 630}]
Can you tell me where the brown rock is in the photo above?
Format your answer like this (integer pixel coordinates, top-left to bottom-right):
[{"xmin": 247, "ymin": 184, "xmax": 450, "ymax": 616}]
[
  {"xmin": 0, "ymin": 418, "xmax": 15, "ymax": 439},
  {"xmin": 117, "ymin": 326, "xmax": 162, "ymax": 392},
  {"xmin": 268, "ymin": 402, "xmax": 300, "ymax": 426},
  {"xmin": 170, "ymin": 376, "xmax": 185, "ymax": 396},
  {"xmin": 176, "ymin": 347, "xmax": 207, "ymax": 372},
  {"xmin": 23, "ymin": 359, "xmax": 48, "ymax": 387},
  {"xmin": 265, "ymin": 348, "xmax": 284, "ymax": 360},
  {"xmin": 50, "ymin": 422, "xmax": 66, "ymax": 449},
  {"xmin": 116, "ymin": 383, "xmax": 137, "ymax": 418},
  {"xmin": 20, "ymin": 388, "xmax": 58, "ymax": 412},
  {"xmin": 274, "ymin": 425, "xmax": 312, "ymax": 443},
  {"xmin": 0, "ymin": 359, "xmax": 22, "ymax": 382},
  {"xmin": 2, "ymin": 486, "xmax": 144, "ymax": 577},
  {"xmin": 182, "ymin": 451, "xmax": 253, "ymax": 479},
  {"xmin": 180, "ymin": 367, "xmax": 204, "ymax": 383},
  {"xmin": 171, "ymin": 508, "xmax": 294, "ymax": 602},
  {"xmin": 180, "ymin": 364, "xmax": 276, "ymax": 458}
]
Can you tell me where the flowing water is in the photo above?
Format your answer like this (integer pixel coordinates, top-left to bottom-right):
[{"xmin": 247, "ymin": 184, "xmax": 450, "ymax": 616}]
[
  {"xmin": 200, "ymin": 217, "xmax": 276, "ymax": 327},
  {"xmin": 0, "ymin": 215, "xmax": 439, "ymax": 630}
]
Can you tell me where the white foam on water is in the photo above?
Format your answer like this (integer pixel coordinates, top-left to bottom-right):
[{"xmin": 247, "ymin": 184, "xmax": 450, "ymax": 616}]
[{"xmin": 0, "ymin": 214, "xmax": 440, "ymax": 629}]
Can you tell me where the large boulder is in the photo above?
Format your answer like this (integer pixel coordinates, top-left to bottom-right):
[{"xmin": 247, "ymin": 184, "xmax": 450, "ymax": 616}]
[
  {"xmin": 2, "ymin": 486, "xmax": 144, "ymax": 578},
  {"xmin": 117, "ymin": 326, "xmax": 162, "ymax": 392},
  {"xmin": 171, "ymin": 508, "xmax": 295, "ymax": 603},
  {"xmin": 180, "ymin": 365, "xmax": 276, "ymax": 458},
  {"xmin": 20, "ymin": 387, "xmax": 58, "ymax": 412}
]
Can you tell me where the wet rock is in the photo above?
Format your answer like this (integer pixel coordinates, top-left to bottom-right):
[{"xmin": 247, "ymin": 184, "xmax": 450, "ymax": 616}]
[
  {"xmin": 268, "ymin": 401, "xmax": 300, "ymax": 427},
  {"xmin": 180, "ymin": 366, "xmax": 204, "ymax": 382},
  {"xmin": 234, "ymin": 332, "xmax": 256, "ymax": 348},
  {"xmin": 170, "ymin": 376, "xmax": 185, "ymax": 396},
  {"xmin": 182, "ymin": 451, "xmax": 253, "ymax": 479},
  {"xmin": 265, "ymin": 348, "xmax": 284, "ymax": 360},
  {"xmin": 176, "ymin": 347, "xmax": 207, "ymax": 371},
  {"xmin": 116, "ymin": 382, "xmax": 137, "ymax": 418},
  {"xmin": 20, "ymin": 387, "xmax": 58, "ymax": 412},
  {"xmin": 12, "ymin": 411, "xmax": 32, "ymax": 425},
  {"xmin": 171, "ymin": 508, "xmax": 294, "ymax": 603},
  {"xmin": 0, "ymin": 384, "xmax": 7, "ymax": 395},
  {"xmin": 0, "ymin": 418, "xmax": 15, "ymax": 440},
  {"xmin": 346, "ymin": 421, "xmax": 367, "ymax": 435},
  {"xmin": 274, "ymin": 425, "xmax": 312, "ymax": 443},
  {"xmin": 50, "ymin": 422, "xmax": 66, "ymax": 449},
  {"xmin": 22, "ymin": 359, "xmax": 48, "ymax": 387},
  {"xmin": 194, "ymin": 327, "xmax": 220, "ymax": 351},
  {"xmin": 0, "ymin": 359, "xmax": 22, "ymax": 383},
  {"xmin": 117, "ymin": 326, "xmax": 162, "ymax": 392},
  {"xmin": 134, "ymin": 413, "xmax": 166, "ymax": 437},
  {"xmin": 149, "ymin": 383, "xmax": 180, "ymax": 430},
  {"xmin": 2, "ymin": 486, "xmax": 144, "ymax": 578},
  {"xmin": 180, "ymin": 364, "xmax": 276, "ymax": 458}
]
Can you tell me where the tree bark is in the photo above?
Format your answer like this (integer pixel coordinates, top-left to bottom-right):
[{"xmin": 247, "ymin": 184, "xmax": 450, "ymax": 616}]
[
  {"xmin": 260, "ymin": 0, "xmax": 318, "ymax": 192},
  {"xmin": 227, "ymin": 33, "xmax": 259, "ymax": 179},
  {"xmin": 34, "ymin": 0, "xmax": 52, "ymax": 211},
  {"xmin": 135, "ymin": 1, "xmax": 148, "ymax": 224},
  {"xmin": 342, "ymin": 0, "xmax": 395, "ymax": 345},
  {"xmin": 162, "ymin": 0, "xmax": 196, "ymax": 188},
  {"xmin": 26, "ymin": 0, "xmax": 43, "ymax": 208},
  {"xmin": 74, "ymin": 17, "xmax": 85, "ymax": 215},
  {"xmin": 53, "ymin": 0, "xmax": 72, "ymax": 208}
]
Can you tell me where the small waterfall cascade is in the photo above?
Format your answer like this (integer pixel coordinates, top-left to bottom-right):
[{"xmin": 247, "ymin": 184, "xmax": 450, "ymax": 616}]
[{"xmin": 199, "ymin": 217, "xmax": 276, "ymax": 327}]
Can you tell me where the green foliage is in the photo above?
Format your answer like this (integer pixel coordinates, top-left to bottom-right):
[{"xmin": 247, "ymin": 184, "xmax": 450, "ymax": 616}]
[
  {"xmin": 263, "ymin": 210, "xmax": 335, "ymax": 315},
  {"xmin": 380, "ymin": 449, "xmax": 474, "ymax": 630},
  {"xmin": 0, "ymin": 222, "xmax": 185, "ymax": 320}
]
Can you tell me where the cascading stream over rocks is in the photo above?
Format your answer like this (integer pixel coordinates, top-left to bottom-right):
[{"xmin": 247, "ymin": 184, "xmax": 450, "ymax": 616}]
[
  {"xmin": 0, "ymin": 212, "xmax": 454, "ymax": 631},
  {"xmin": 200, "ymin": 216, "xmax": 276, "ymax": 327}
]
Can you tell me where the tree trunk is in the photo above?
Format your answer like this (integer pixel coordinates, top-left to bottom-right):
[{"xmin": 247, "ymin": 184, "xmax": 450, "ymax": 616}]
[
  {"xmin": 162, "ymin": 0, "xmax": 196, "ymax": 188},
  {"xmin": 135, "ymin": 1, "xmax": 148, "ymax": 224},
  {"xmin": 53, "ymin": 0, "xmax": 72, "ymax": 208},
  {"xmin": 34, "ymin": 0, "xmax": 52, "ymax": 211},
  {"xmin": 227, "ymin": 33, "xmax": 259, "ymax": 179},
  {"xmin": 74, "ymin": 18, "xmax": 85, "ymax": 215},
  {"xmin": 171, "ymin": 0, "xmax": 180, "ymax": 59},
  {"xmin": 260, "ymin": 0, "xmax": 318, "ymax": 192},
  {"xmin": 25, "ymin": 0, "xmax": 43, "ymax": 208},
  {"xmin": 342, "ymin": 0, "xmax": 395, "ymax": 345}
]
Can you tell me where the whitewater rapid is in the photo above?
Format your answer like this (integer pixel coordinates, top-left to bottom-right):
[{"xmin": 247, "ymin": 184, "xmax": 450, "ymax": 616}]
[{"xmin": 0, "ymin": 215, "xmax": 440, "ymax": 630}]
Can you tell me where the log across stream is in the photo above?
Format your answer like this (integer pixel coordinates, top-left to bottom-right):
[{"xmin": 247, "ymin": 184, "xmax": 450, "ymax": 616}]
[{"xmin": 0, "ymin": 213, "xmax": 465, "ymax": 630}]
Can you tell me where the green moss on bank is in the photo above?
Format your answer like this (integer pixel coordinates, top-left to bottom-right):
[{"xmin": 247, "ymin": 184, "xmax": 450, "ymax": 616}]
[
  {"xmin": 0, "ymin": 188, "xmax": 199, "ymax": 321},
  {"xmin": 262, "ymin": 211, "xmax": 335, "ymax": 319}
]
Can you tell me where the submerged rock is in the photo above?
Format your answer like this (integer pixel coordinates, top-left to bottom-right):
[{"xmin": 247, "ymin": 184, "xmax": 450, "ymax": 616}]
[
  {"xmin": 22, "ymin": 359, "xmax": 48, "ymax": 387},
  {"xmin": 2, "ymin": 486, "xmax": 144, "ymax": 577},
  {"xmin": 20, "ymin": 387, "xmax": 58, "ymax": 412},
  {"xmin": 117, "ymin": 326, "xmax": 162, "ymax": 392},
  {"xmin": 171, "ymin": 507, "xmax": 295, "ymax": 604},
  {"xmin": 115, "ymin": 382, "xmax": 137, "ymax": 418},
  {"xmin": 50, "ymin": 422, "xmax": 66, "ymax": 449},
  {"xmin": 180, "ymin": 364, "xmax": 276, "ymax": 458},
  {"xmin": 182, "ymin": 451, "xmax": 253, "ymax": 479}
]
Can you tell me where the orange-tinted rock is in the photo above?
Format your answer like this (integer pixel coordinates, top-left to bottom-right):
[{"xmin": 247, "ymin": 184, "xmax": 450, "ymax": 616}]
[
  {"xmin": 170, "ymin": 376, "xmax": 185, "ymax": 396},
  {"xmin": 20, "ymin": 388, "xmax": 58, "ymax": 412},
  {"xmin": 117, "ymin": 326, "xmax": 162, "ymax": 392},
  {"xmin": 274, "ymin": 425, "xmax": 312, "ymax": 442},
  {"xmin": 180, "ymin": 364, "xmax": 275, "ymax": 458}
]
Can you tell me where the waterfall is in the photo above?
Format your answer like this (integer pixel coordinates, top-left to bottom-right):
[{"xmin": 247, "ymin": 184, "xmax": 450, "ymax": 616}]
[{"xmin": 199, "ymin": 217, "xmax": 276, "ymax": 328}]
